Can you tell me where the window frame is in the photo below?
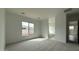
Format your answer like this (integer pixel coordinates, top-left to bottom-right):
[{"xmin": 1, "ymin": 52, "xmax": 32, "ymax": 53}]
[{"xmin": 22, "ymin": 21, "xmax": 34, "ymax": 37}]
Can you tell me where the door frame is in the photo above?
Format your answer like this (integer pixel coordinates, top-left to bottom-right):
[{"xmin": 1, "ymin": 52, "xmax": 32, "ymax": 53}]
[{"xmin": 66, "ymin": 13, "xmax": 79, "ymax": 44}]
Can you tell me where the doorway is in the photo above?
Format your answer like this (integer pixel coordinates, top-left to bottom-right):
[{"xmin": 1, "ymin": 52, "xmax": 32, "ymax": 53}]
[{"xmin": 66, "ymin": 13, "xmax": 79, "ymax": 44}]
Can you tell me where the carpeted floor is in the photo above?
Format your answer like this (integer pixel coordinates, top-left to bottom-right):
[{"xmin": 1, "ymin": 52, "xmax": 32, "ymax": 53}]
[{"xmin": 5, "ymin": 38, "xmax": 79, "ymax": 51}]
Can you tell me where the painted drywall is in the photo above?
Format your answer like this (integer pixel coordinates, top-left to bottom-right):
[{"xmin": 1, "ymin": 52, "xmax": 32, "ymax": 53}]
[
  {"xmin": 5, "ymin": 11, "xmax": 41, "ymax": 44},
  {"xmin": 55, "ymin": 11, "xmax": 66, "ymax": 43},
  {"xmin": 0, "ymin": 9, "xmax": 5, "ymax": 50},
  {"xmin": 40, "ymin": 19, "xmax": 49, "ymax": 38}
]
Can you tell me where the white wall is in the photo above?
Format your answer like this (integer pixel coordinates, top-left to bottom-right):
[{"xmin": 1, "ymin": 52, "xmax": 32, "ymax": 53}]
[
  {"xmin": 40, "ymin": 19, "xmax": 49, "ymax": 38},
  {"xmin": 55, "ymin": 11, "xmax": 66, "ymax": 43},
  {"xmin": 6, "ymin": 11, "xmax": 41, "ymax": 44},
  {"xmin": 0, "ymin": 9, "xmax": 5, "ymax": 50},
  {"xmin": 5, "ymin": 10, "xmax": 66, "ymax": 44}
]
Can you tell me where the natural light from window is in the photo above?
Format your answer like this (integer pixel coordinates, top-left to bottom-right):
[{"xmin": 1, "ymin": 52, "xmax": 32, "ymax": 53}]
[{"xmin": 22, "ymin": 21, "xmax": 34, "ymax": 36}]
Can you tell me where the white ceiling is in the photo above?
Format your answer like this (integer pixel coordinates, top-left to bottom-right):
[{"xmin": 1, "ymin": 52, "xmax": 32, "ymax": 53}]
[{"xmin": 6, "ymin": 8, "xmax": 66, "ymax": 20}]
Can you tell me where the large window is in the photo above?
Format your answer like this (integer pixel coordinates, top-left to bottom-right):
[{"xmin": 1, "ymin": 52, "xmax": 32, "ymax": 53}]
[
  {"xmin": 29, "ymin": 23, "xmax": 34, "ymax": 35},
  {"xmin": 22, "ymin": 22, "xmax": 34, "ymax": 36},
  {"xmin": 48, "ymin": 18, "xmax": 55, "ymax": 34}
]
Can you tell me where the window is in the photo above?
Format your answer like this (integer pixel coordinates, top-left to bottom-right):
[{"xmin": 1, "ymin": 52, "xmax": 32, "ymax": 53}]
[
  {"xmin": 22, "ymin": 22, "xmax": 28, "ymax": 36},
  {"xmin": 29, "ymin": 23, "xmax": 34, "ymax": 35},
  {"xmin": 48, "ymin": 18, "xmax": 55, "ymax": 35},
  {"xmin": 22, "ymin": 22, "xmax": 34, "ymax": 36}
]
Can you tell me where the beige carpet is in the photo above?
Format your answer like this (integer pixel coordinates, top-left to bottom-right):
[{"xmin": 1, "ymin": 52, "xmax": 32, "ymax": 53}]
[{"xmin": 5, "ymin": 38, "xmax": 79, "ymax": 51}]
